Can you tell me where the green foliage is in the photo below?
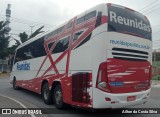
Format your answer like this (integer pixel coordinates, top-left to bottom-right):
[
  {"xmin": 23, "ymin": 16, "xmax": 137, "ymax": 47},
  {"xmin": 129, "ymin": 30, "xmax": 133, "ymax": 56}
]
[
  {"xmin": 153, "ymin": 61, "xmax": 160, "ymax": 68},
  {"xmin": 29, "ymin": 26, "xmax": 44, "ymax": 39},
  {"xmin": 19, "ymin": 32, "xmax": 28, "ymax": 43},
  {"xmin": 152, "ymin": 75, "xmax": 160, "ymax": 80},
  {"xmin": 156, "ymin": 53, "xmax": 160, "ymax": 61},
  {"xmin": 2, "ymin": 71, "xmax": 7, "ymax": 73},
  {"xmin": 153, "ymin": 52, "xmax": 160, "ymax": 61},
  {"xmin": 0, "ymin": 21, "xmax": 10, "ymax": 59},
  {"xmin": 8, "ymin": 37, "xmax": 21, "ymax": 54},
  {"xmin": 10, "ymin": 26, "xmax": 44, "ymax": 53},
  {"xmin": 152, "ymin": 61, "xmax": 160, "ymax": 80},
  {"xmin": 15, "ymin": 26, "xmax": 44, "ymax": 44}
]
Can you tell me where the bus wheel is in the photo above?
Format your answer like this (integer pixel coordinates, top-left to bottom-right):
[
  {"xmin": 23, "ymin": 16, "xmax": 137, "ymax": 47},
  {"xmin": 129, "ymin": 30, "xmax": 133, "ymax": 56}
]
[
  {"xmin": 54, "ymin": 84, "xmax": 66, "ymax": 109},
  {"xmin": 42, "ymin": 82, "xmax": 53, "ymax": 105},
  {"xmin": 13, "ymin": 78, "xmax": 20, "ymax": 90}
]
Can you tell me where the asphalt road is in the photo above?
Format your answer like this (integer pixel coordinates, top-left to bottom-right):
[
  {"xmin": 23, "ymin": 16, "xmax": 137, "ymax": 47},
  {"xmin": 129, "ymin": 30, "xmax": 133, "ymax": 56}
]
[{"xmin": 0, "ymin": 76, "xmax": 160, "ymax": 117}]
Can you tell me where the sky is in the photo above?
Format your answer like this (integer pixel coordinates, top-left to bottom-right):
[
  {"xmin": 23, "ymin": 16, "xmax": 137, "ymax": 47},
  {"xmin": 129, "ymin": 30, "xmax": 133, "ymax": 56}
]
[{"xmin": 0, "ymin": 0, "xmax": 160, "ymax": 49}]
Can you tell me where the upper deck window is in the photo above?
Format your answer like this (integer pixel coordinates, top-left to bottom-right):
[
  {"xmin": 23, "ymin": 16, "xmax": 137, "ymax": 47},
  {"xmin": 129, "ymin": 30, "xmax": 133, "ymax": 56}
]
[
  {"xmin": 76, "ymin": 16, "xmax": 85, "ymax": 25},
  {"xmin": 45, "ymin": 26, "xmax": 65, "ymax": 40},
  {"xmin": 85, "ymin": 11, "xmax": 96, "ymax": 20},
  {"xmin": 76, "ymin": 10, "xmax": 96, "ymax": 25},
  {"xmin": 67, "ymin": 22, "xmax": 72, "ymax": 29},
  {"xmin": 57, "ymin": 26, "xmax": 64, "ymax": 34}
]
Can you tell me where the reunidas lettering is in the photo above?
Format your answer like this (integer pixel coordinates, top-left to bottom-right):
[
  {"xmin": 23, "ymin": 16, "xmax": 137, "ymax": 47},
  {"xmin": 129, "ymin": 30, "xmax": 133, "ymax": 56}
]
[
  {"xmin": 17, "ymin": 62, "xmax": 30, "ymax": 70},
  {"xmin": 109, "ymin": 11, "xmax": 151, "ymax": 32}
]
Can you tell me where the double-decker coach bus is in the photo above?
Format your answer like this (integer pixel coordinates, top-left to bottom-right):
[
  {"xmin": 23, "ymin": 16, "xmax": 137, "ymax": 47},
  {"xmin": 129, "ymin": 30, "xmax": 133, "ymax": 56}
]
[{"xmin": 10, "ymin": 3, "xmax": 152, "ymax": 109}]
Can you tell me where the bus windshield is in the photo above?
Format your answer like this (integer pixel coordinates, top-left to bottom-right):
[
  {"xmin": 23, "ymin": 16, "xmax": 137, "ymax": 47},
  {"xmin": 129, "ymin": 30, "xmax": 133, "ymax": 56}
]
[{"xmin": 108, "ymin": 4, "xmax": 152, "ymax": 40}]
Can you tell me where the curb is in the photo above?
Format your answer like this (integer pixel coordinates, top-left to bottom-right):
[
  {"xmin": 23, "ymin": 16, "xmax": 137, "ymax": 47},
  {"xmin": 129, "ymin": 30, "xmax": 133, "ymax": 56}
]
[{"xmin": 152, "ymin": 83, "xmax": 160, "ymax": 88}]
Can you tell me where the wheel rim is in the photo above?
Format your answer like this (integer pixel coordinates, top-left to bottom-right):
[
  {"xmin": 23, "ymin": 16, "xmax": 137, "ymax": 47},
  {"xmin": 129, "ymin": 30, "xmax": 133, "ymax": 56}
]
[
  {"xmin": 55, "ymin": 90, "xmax": 62, "ymax": 105},
  {"xmin": 43, "ymin": 86, "xmax": 49, "ymax": 100}
]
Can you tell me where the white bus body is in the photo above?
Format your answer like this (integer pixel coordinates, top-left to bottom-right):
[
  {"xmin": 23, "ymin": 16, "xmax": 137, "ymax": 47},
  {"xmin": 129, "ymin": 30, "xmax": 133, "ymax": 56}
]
[{"xmin": 10, "ymin": 3, "xmax": 152, "ymax": 109}]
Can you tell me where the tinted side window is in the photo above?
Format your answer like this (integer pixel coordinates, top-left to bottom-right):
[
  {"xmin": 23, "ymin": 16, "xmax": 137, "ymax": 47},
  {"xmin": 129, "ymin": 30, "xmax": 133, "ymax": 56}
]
[
  {"xmin": 52, "ymin": 36, "xmax": 70, "ymax": 54},
  {"xmin": 23, "ymin": 45, "xmax": 33, "ymax": 60},
  {"xmin": 15, "ymin": 45, "xmax": 33, "ymax": 62},
  {"xmin": 57, "ymin": 26, "xmax": 64, "ymax": 34},
  {"xmin": 76, "ymin": 16, "xmax": 85, "ymax": 24},
  {"xmin": 76, "ymin": 11, "xmax": 96, "ymax": 25},
  {"xmin": 45, "ymin": 30, "xmax": 57, "ymax": 39},
  {"xmin": 95, "ymin": 12, "xmax": 102, "ymax": 27},
  {"xmin": 15, "ymin": 49, "xmax": 22, "ymax": 63},
  {"xmin": 15, "ymin": 37, "xmax": 46, "ymax": 63},
  {"xmin": 44, "ymin": 26, "xmax": 64, "ymax": 40},
  {"xmin": 85, "ymin": 11, "xmax": 96, "ymax": 20},
  {"xmin": 73, "ymin": 31, "xmax": 83, "ymax": 42},
  {"xmin": 31, "ymin": 37, "xmax": 46, "ymax": 58},
  {"xmin": 48, "ymin": 42, "xmax": 54, "ymax": 49},
  {"xmin": 67, "ymin": 22, "xmax": 72, "ymax": 29},
  {"xmin": 74, "ymin": 33, "xmax": 92, "ymax": 49}
]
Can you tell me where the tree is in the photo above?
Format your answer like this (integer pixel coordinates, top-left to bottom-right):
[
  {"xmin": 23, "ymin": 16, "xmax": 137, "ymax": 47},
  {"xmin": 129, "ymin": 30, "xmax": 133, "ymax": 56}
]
[
  {"xmin": 0, "ymin": 21, "xmax": 10, "ymax": 72},
  {"xmin": 156, "ymin": 52, "xmax": 160, "ymax": 61},
  {"xmin": 15, "ymin": 26, "xmax": 44, "ymax": 45},
  {"xmin": 10, "ymin": 26, "xmax": 44, "ymax": 54},
  {"xmin": 19, "ymin": 32, "xmax": 28, "ymax": 43},
  {"xmin": 29, "ymin": 26, "xmax": 44, "ymax": 39},
  {"xmin": 8, "ymin": 37, "xmax": 21, "ymax": 55}
]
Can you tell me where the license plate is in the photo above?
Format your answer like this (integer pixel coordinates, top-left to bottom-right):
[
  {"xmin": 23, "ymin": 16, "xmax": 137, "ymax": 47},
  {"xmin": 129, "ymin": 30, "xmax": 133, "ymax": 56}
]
[{"xmin": 127, "ymin": 96, "xmax": 136, "ymax": 102}]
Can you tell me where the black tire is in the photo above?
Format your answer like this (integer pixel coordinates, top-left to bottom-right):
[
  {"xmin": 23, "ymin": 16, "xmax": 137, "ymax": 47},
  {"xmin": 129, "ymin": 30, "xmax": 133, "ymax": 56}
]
[
  {"xmin": 42, "ymin": 82, "xmax": 53, "ymax": 105},
  {"xmin": 13, "ymin": 78, "xmax": 20, "ymax": 90},
  {"xmin": 54, "ymin": 84, "xmax": 66, "ymax": 109}
]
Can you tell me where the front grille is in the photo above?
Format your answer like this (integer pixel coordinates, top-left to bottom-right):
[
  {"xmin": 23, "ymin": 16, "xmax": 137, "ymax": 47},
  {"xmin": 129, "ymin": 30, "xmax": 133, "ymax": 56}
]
[{"xmin": 112, "ymin": 48, "xmax": 148, "ymax": 61}]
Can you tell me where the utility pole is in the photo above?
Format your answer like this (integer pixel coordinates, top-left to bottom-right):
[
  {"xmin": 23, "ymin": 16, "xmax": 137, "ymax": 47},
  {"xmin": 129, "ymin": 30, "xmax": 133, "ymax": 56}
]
[
  {"xmin": 29, "ymin": 25, "xmax": 35, "ymax": 35},
  {"xmin": 5, "ymin": 4, "xmax": 11, "ymax": 36}
]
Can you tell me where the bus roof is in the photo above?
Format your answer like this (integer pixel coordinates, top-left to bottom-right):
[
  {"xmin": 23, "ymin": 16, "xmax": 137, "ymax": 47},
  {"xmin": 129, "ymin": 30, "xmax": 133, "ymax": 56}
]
[
  {"xmin": 15, "ymin": 3, "xmax": 105, "ymax": 51},
  {"xmin": 16, "ymin": 3, "xmax": 150, "ymax": 50}
]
